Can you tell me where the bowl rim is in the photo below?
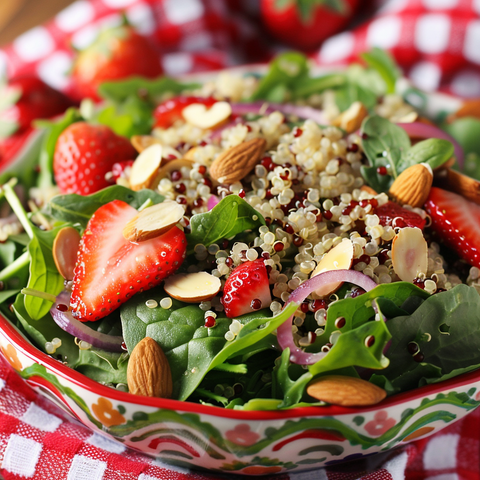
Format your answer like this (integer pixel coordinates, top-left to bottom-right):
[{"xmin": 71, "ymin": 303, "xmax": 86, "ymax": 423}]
[{"xmin": 2, "ymin": 311, "xmax": 480, "ymax": 420}]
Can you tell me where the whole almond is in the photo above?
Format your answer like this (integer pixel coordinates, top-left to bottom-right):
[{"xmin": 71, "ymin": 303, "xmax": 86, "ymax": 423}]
[
  {"xmin": 127, "ymin": 337, "xmax": 172, "ymax": 398},
  {"xmin": 210, "ymin": 138, "xmax": 266, "ymax": 184},
  {"xmin": 307, "ymin": 375, "xmax": 387, "ymax": 407},
  {"xmin": 53, "ymin": 227, "xmax": 81, "ymax": 281},
  {"xmin": 435, "ymin": 168, "xmax": 480, "ymax": 205},
  {"xmin": 389, "ymin": 163, "xmax": 433, "ymax": 208}
]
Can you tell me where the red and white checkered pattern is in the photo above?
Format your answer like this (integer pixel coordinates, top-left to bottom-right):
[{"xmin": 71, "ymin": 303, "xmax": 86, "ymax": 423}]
[{"xmin": 0, "ymin": 355, "xmax": 479, "ymax": 480}]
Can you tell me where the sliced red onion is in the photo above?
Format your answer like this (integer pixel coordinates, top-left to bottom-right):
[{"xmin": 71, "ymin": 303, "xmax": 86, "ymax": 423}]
[
  {"xmin": 50, "ymin": 291, "xmax": 123, "ymax": 352},
  {"xmin": 397, "ymin": 122, "xmax": 464, "ymax": 168},
  {"xmin": 277, "ymin": 270, "xmax": 377, "ymax": 365},
  {"xmin": 207, "ymin": 194, "xmax": 220, "ymax": 210},
  {"xmin": 230, "ymin": 103, "xmax": 328, "ymax": 125}
]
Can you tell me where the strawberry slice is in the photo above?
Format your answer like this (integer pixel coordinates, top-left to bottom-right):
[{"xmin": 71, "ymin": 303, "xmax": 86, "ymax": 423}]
[
  {"xmin": 425, "ymin": 187, "xmax": 480, "ymax": 268},
  {"xmin": 70, "ymin": 200, "xmax": 186, "ymax": 321},
  {"xmin": 376, "ymin": 201, "xmax": 426, "ymax": 230},
  {"xmin": 221, "ymin": 259, "xmax": 272, "ymax": 318},
  {"xmin": 153, "ymin": 96, "xmax": 217, "ymax": 129}
]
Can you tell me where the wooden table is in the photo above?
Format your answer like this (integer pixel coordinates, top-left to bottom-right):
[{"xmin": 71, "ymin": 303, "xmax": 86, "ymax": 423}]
[{"xmin": 0, "ymin": 0, "xmax": 74, "ymax": 47}]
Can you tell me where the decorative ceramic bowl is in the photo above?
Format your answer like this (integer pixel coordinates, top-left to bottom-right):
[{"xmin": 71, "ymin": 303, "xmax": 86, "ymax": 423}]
[
  {"xmin": 1, "ymin": 312, "xmax": 480, "ymax": 475},
  {"xmin": 0, "ymin": 69, "xmax": 474, "ymax": 475}
]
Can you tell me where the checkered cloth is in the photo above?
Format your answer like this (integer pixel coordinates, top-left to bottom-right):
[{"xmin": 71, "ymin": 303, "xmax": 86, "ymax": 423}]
[
  {"xmin": 0, "ymin": 356, "xmax": 479, "ymax": 479},
  {"xmin": 1, "ymin": 0, "xmax": 480, "ymax": 478},
  {"xmin": 0, "ymin": 0, "xmax": 479, "ymax": 97}
]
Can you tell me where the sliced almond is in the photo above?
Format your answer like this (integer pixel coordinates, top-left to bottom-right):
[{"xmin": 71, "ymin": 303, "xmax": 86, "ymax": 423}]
[
  {"xmin": 392, "ymin": 227, "xmax": 428, "ymax": 282},
  {"xmin": 131, "ymin": 135, "xmax": 161, "ymax": 153},
  {"xmin": 127, "ymin": 337, "xmax": 172, "ymax": 398},
  {"xmin": 307, "ymin": 375, "xmax": 387, "ymax": 407},
  {"xmin": 389, "ymin": 163, "xmax": 433, "ymax": 208},
  {"xmin": 331, "ymin": 101, "xmax": 368, "ymax": 133},
  {"xmin": 310, "ymin": 239, "xmax": 354, "ymax": 297},
  {"xmin": 129, "ymin": 144, "xmax": 162, "ymax": 191},
  {"xmin": 164, "ymin": 272, "xmax": 221, "ymax": 303},
  {"xmin": 182, "ymin": 101, "xmax": 232, "ymax": 129},
  {"xmin": 447, "ymin": 99, "xmax": 480, "ymax": 122},
  {"xmin": 123, "ymin": 201, "xmax": 184, "ymax": 242},
  {"xmin": 210, "ymin": 138, "xmax": 266, "ymax": 184},
  {"xmin": 53, "ymin": 227, "xmax": 81, "ymax": 281},
  {"xmin": 360, "ymin": 185, "xmax": 378, "ymax": 196},
  {"xmin": 434, "ymin": 168, "xmax": 480, "ymax": 205}
]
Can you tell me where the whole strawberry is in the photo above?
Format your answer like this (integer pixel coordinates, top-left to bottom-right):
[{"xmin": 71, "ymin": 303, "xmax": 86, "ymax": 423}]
[
  {"xmin": 71, "ymin": 24, "xmax": 163, "ymax": 101},
  {"xmin": 53, "ymin": 122, "xmax": 137, "ymax": 195}
]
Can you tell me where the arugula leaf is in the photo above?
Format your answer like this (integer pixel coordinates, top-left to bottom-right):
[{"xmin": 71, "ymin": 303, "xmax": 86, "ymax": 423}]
[
  {"xmin": 187, "ymin": 196, "xmax": 265, "ymax": 254},
  {"xmin": 361, "ymin": 48, "xmax": 401, "ymax": 95},
  {"xmin": 249, "ymin": 52, "xmax": 309, "ymax": 102},
  {"xmin": 25, "ymin": 227, "xmax": 64, "ymax": 320},
  {"xmin": 380, "ymin": 284, "xmax": 480, "ymax": 392},
  {"xmin": 46, "ymin": 186, "xmax": 164, "ymax": 227}
]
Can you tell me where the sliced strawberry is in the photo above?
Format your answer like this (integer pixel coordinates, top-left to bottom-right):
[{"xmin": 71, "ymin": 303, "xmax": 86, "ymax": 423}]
[
  {"xmin": 70, "ymin": 200, "xmax": 186, "ymax": 321},
  {"xmin": 53, "ymin": 122, "xmax": 137, "ymax": 195},
  {"xmin": 153, "ymin": 96, "xmax": 217, "ymax": 129},
  {"xmin": 375, "ymin": 201, "xmax": 426, "ymax": 230},
  {"xmin": 425, "ymin": 187, "xmax": 480, "ymax": 268},
  {"xmin": 221, "ymin": 259, "xmax": 272, "ymax": 318}
]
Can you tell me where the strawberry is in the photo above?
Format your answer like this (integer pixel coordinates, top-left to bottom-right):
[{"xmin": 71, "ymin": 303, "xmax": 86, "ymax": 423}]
[
  {"xmin": 221, "ymin": 259, "xmax": 272, "ymax": 318},
  {"xmin": 71, "ymin": 24, "xmax": 163, "ymax": 102},
  {"xmin": 375, "ymin": 201, "xmax": 426, "ymax": 230},
  {"xmin": 424, "ymin": 187, "xmax": 480, "ymax": 269},
  {"xmin": 53, "ymin": 122, "xmax": 137, "ymax": 195},
  {"xmin": 70, "ymin": 200, "xmax": 186, "ymax": 321},
  {"xmin": 260, "ymin": 0, "xmax": 360, "ymax": 51},
  {"xmin": 153, "ymin": 96, "xmax": 217, "ymax": 129}
]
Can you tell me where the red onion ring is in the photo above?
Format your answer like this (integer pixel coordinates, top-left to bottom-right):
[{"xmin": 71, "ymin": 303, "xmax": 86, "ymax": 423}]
[
  {"xmin": 277, "ymin": 270, "xmax": 377, "ymax": 365},
  {"xmin": 207, "ymin": 194, "xmax": 220, "ymax": 210},
  {"xmin": 230, "ymin": 103, "xmax": 328, "ymax": 125},
  {"xmin": 397, "ymin": 122, "xmax": 464, "ymax": 168},
  {"xmin": 50, "ymin": 291, "xmax": 124, "ymax": 352}
]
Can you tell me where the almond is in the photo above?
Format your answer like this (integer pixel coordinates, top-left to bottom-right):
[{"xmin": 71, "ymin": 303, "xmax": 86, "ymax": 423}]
[
  {"xmin": 389, "ymin": 163, "xmax": 433, "ymax": 208},
  {"xmin": 447, "ymin": 99, "xmax": 480, "ymax": 122},
  {"xmin": 360, "ymin": 185, "xmax": 378, "ymax": 196},
  {"xmin": 129, "ymin": 144, "xmax": 162, "ymax": 191},
  {"xmin": 127, "ymin": 337, "xmax": 172, "ymax": 398},
  {"xmin": 306, "ymin": 375, "xmax": 387, "ymax": 407},
  {"xmin": 434, "ymin": 168, "xmax": 480, "ymax": 205},
  {"xmin": 131, "ymin": 135, "xmax": 161, "ymax": 153},
  {"xmin": 210, "ymin": 138, "xmax": 266, "ymax": 184},
  {"xmin": 164, "ymin": 272, "xmax": 221, "ymax": 303},
  {"xmin": 182, "ymin": 101, "xmax": 232, "ymax": 129},
  {"xmin": 331, "ymin": 101, "xmax": 368, "ymax": 133},
  {"xmin": 310, "ymin": 239, "xmax": 354, "ymax": 296},
  {"xmin": 391, "ymin": 227, "xmax": 428, "ymax": 282},
  {"xmin": 53, "ymin": 227, "xmax": 81, "ymax": 281},
  {"xmin": 123, "ymin": 201, "xmax": 184, "ymax": 242}
]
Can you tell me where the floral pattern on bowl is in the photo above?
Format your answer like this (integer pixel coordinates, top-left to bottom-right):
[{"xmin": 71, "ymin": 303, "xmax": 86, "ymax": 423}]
[{"xmin": 1, "ymin": 312, "xmax": 479, "ymax": 475}]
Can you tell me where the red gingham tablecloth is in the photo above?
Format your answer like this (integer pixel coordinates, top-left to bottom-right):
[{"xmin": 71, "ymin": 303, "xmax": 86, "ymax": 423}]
[{"xmin": 0, "ymin": 0, "xmax": 480, "ymax": 478}]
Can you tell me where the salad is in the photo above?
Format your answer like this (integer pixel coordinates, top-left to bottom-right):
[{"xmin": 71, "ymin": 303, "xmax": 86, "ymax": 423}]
[{"xmin": 1, "ymin": 49, "xmax": 480, "ymax": 411}]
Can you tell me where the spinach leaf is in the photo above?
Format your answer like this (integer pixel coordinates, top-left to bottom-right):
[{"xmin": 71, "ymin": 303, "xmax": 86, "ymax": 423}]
[
  {"xmin": 120, "ymin": 289, "xmax": 298, "ymax": 401},
  {"xmin": 75, "ymin": 349, "xmax": 129, "ymax": 385},
  {"xmin": 380, "ymin": 284, "xmax": 480, "ymax": 392},
  {"xmin": 334, "ymin": 81, "xmax": 378, "ymax": 112},
  {"xmin": 361, "ymin": 48, "xmax": 401, "ymax": 95},
  {"xmin": 37, "ymin": 108, "xmax": 83, "ymax": 190},
  {"xmin": 442, "ymin": 117, "xmax": 480, "ymax": 157},
  {"xmin": 463, "ymin": 153, "xmax": 480, "ymax": 181},
  {"xmin": 46, "ymin": 186, "xmax": 164, "ymax": 227},
  {"xmin": 291, "ymin": 74, "xmax": 346, "ymax": 99},
  {"xmin": 187, "ymin": 195, "xmax": 264, "ymax": 254},
  {"xmin": 401, "ymin": 138, "xmax": 454, "ymax": 172},
  {"xmin": 98, "ymin": 77, "xmax": 200, "ymax": 103},
  {"xmin": 25, "ymin": 227, "xmax": 64, "ymax": 319},
  {"xmin": 249, "ymin": 52, "xmax": 309, "ymax": 102}
]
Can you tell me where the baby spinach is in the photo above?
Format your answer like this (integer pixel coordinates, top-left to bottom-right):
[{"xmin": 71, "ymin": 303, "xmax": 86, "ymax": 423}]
[
  {"xmin": 361, "ymin": 115, "xmax": 454, "ymax": 191},
  {"xmin": 361, "ymin": 47, "xmax": 401, "ymax": 95},
  {"xmin": 46, "ymin": 186, "xmax": 164, "ymax": 227},
  {"xmin": 121, "ymin": 289, "xmax": 297, "ymax": 401},
  {"xmin": 187, "ymin": 195, "xmax": 265, "ymax": 254},
  {"xmin": 379, "ymin": 284, "xmax": 480, "ymax": 392}
]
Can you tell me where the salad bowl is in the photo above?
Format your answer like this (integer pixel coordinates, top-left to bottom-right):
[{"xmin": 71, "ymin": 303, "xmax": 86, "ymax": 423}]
[{"xmin": 0, "ymin": 54, "xmax": 479, "ymax": 475}]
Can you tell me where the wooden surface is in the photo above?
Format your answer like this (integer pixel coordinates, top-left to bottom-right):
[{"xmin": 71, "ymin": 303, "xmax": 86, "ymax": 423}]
[{"xmin": 0, "ymin": 0, "xmax": 74, "ymax": 46}]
